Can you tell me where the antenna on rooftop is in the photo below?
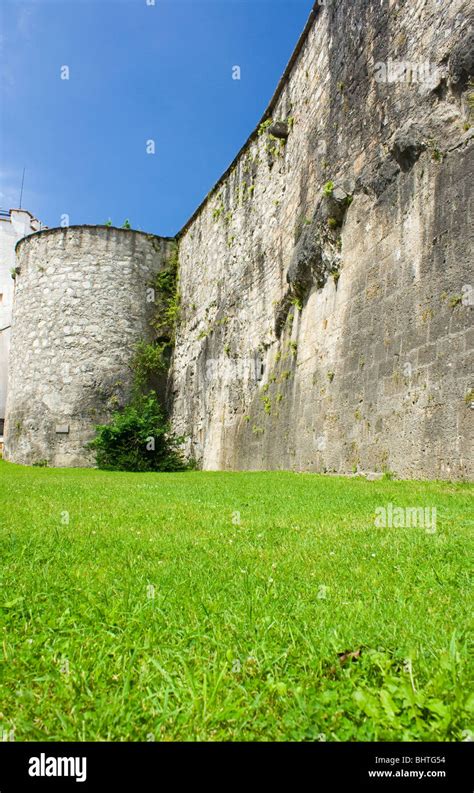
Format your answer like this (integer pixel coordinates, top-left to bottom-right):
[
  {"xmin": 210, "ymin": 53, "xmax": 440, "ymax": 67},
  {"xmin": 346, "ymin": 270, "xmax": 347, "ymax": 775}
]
[{"xmin": 19, "ymin": 167, "xmax": 25, "ymax": 209}]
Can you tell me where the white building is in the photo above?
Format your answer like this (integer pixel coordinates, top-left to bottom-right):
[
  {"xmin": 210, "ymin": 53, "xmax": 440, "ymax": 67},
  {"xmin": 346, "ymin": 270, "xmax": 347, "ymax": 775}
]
[{"xmin": 0, "ymin": 209, "xmax": 44, "ymax": 440}]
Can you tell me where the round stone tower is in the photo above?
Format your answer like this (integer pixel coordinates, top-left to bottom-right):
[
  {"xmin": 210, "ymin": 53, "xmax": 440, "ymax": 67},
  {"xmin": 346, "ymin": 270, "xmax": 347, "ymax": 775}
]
[{"xmin": 4, "ymin": 225, "xmax": 173, "ymax": 467}]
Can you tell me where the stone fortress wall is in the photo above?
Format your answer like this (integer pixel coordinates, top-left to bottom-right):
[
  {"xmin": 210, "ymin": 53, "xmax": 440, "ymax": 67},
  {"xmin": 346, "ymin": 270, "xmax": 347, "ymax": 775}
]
[
  {"xmin": 0, "ymin": 209, "xmax": 44, "ymax": 433},
  {"xmin": 171, "ymin": 0, "xmax": 473, "ymax": 480},
  {"xmin": 4, "ymin": 227, "xmax": 172, "ymax": 466},
  {"xmin": 3, "ymin": 0, "xmax": 474, "ymax": 478}
]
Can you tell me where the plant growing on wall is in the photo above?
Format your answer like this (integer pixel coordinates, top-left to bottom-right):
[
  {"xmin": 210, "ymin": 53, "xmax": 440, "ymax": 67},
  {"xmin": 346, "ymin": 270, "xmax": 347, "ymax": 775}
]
[
  {"xmin": 150, "ymin": 242, "xmax": 181, "ymax": 343},
  {"xmin": 133, "ymin": 242, "xmax": 181, "ymax": 390},
  {"xmin": 258, "ymin": 117, "xmax": 289, "ymax": 164},
  {"xmin": 258, "ymin": 118, "xmax": 274, "ymax": 137},
  {"xmin": 88, "ymin": 241, "xmax": 190, "ymax": 472},
  {"xmin": 131, "ymin": 339, "xmax": 168, "ymax": 391},
  {"xmin": 322, "ymin": 180, "xmax": 335, "ymax": 197}
]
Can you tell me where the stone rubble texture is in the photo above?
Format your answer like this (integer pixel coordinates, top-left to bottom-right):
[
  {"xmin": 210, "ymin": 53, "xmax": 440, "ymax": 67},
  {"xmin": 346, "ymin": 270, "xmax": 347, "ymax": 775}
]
[
  {"xmin": 0, "ymin": 210, "xmax": 43, "ymax": 425},
  {"xmin": 4, "ymin": 0, "xmax": 474, "ymax": 478},
  {"xmin": 171, "ymin": 0, "xmax": 474, "ymax": 479},
  {"xmin": 4, "ymin": 228, "xmax": 172, "ymax": 466}
]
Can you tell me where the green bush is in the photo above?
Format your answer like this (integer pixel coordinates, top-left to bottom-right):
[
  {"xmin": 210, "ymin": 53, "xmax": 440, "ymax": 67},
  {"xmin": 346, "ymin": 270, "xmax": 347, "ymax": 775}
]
[{"xmin": 88, "ymin": 392, "xmax": 187, "ymax": 472}]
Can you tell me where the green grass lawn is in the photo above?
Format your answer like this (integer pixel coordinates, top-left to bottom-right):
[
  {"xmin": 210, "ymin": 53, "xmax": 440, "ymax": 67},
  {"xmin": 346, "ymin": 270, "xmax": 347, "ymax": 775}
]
[{"xmin": 0, "ymin": 460, "xmax": 472, "ymax": 742}]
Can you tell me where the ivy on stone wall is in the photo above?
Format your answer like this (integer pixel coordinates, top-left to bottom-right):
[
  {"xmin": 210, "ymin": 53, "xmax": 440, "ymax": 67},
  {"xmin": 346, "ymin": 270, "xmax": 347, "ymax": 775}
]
[
  {"xmin": 130, "ymin": 339, "xmax": 168, "ymax": 393},
  {"xmin": 89, "ymin": 241, "xmax": 190, "ymax": 472},
  {"xmin": 150, "ymin": 241, "xmax": 181, "ymax": 342},
  {"xmin": 130, "ymin": 241, "xmax": 181, "ymax": 393}
]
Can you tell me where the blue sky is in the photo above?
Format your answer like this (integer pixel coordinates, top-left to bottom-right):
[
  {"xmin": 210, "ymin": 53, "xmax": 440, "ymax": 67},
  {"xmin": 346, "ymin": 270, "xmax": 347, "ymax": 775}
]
[{"xmin": 0, "ymin": 0, "xmax": 315, "ymax": 237}]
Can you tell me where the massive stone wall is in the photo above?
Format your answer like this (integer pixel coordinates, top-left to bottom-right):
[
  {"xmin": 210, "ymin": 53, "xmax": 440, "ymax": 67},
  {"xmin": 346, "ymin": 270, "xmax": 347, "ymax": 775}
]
[
  {"xmin": 0, "ymin": 209, "xmax": 43, "ymax": 427},
  {"xmin": 171, "ymin": 0, "xmax": 473, "ymax": 479},
  {"xmin": 4, "ymin": 227, "xmax": 172, "ymax": 466}
]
